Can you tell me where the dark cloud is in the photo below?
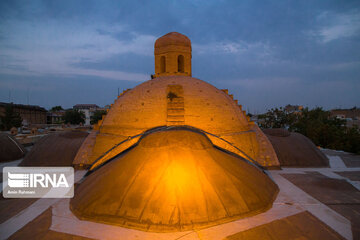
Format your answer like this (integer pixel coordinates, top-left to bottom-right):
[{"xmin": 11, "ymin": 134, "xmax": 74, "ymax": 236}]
[
  {"xmin": 72, "ymin": 53, "xmax": 153, "ymax": 74},
  {"xmin": 0, "ymin": 74, "xmax": 139, "ymax": 109}
]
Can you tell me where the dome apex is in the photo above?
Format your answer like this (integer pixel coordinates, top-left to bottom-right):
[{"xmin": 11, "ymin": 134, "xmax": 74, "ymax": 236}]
[
  {"xmin": 155, "ymin": 32, "xmax": 191, "ymax": 48},
  {"xmin": 154, "ymin": 32, "xmax": 192, "ymax": 77}
]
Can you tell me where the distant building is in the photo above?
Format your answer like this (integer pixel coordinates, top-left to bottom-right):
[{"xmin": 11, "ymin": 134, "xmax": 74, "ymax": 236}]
[
  {"xmin": 331, "ymin": 107, "xmax": 360, "ymax": 120},
  {"xmin": 73, "ymin": 104, "xmax": 100, "ymax": 125},
  {"xmin": 331, "ymin": 107, "xmax": 360, "ymax": 128},
  {"xmin": 0, "ymin": 102, "xmax": 47, "ymax": 126},
  {"xmin": 47, "ymin": 111, "xmax": 65, "ymax": 124}
]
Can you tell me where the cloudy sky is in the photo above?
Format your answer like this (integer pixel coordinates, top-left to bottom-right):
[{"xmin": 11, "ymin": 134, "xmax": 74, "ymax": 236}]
[{"xmin": 0, "ymin": 0, "xmax": 359, "ymax": 113}]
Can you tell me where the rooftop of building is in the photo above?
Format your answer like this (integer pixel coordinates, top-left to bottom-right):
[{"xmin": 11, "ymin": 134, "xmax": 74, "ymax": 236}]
[
  {"xmin": 0, "ymin": 102, "xmax": 47, "ymax": 112},
  {"xmin": 0, "ymin": 147, "xmax": 359, "ymax": 239},
  {"xmin": 73, "ymin": 104, "xmax": 100, "ymax": 109},
  {"xmin": 1, "ymin": 31, "xmax": 359, "ymax": 240}
]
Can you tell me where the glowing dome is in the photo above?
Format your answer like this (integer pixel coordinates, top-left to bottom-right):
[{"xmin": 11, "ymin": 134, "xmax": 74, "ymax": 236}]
[
  {"xmin": 71, "ymin": 129, "xmax": 279, "ymax": 232},
  {"xmin": 85, "ymin": 75, "xmax": 279, "ymax": 170}
]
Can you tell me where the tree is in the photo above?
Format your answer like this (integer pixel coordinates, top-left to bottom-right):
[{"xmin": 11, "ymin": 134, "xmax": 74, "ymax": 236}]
[
  {"xmin": 258, "ymin": 107, "xmax": 297, "ymax": 129},
  {"xmin": 342, "ymin": 126, "xmax": 360, "ymax": 154},
  {"xmin": 50, "ymin": 106, "xmax": 64, "ymax": 112},
  {"xmin": 90, "ymin": 110, "xmax": 107, "ymax": 125},
  {"xmin": 0, "ymin": 104, "xmax": 23, "ymax": 130},
  {"xmin": 290, "ymin": 107, "xmax": 347, "ymax": 149},
  {"xmin": 63, "ymin": 109, "xmax": 85, "ymax": 124}
]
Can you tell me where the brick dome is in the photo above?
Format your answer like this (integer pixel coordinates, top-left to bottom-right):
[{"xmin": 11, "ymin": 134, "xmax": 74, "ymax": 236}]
[
  {"xmin": 88, "ymin": 75, "xmax": 279, "ymax": 170},
  {"xmin": 73, "ymin": 32, "xmax": 279, "ymax": 170}
]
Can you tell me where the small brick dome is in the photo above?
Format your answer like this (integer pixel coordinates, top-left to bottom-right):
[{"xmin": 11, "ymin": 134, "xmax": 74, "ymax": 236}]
[{"xmin": 155, "ymin": 32, "xmax": 191, "ymax": 48}]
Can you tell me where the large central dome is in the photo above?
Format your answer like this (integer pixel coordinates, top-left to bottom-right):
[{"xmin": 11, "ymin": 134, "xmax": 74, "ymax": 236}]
[
  {"xmin": 73, "ymin": 32, "xmax": 279, "ymax": 170},
  {"xmin": 87, "ymin": 75, "xmax": 279, "ymax": 170}
]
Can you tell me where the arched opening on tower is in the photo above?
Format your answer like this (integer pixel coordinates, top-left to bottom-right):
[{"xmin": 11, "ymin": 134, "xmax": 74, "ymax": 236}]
[
  {"xmin": 160, "ymin": 56, "xmax": 166, "ymax": 73},
  {"xmin": 178, "ymin": 55, "xmax": 184, "ymax": 73}
]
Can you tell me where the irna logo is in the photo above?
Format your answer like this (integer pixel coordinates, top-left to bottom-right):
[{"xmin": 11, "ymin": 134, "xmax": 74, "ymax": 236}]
[
  {"xmin": 3, "ymin": 167, "xmax": 74, "ymax": 198},
  {"xmin": 8, "ymin": 172, "xmax": 69, "ymax": 188}
]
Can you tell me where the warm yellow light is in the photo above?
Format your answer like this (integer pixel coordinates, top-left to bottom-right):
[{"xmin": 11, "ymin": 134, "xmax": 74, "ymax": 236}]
[{"xmin": 163, "ymin": 157, "xmax": 193, "ymax": 194}]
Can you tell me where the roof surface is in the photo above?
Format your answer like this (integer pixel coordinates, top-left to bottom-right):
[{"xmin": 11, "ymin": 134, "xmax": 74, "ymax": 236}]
[
  {"xmin": 19, "ymin": 131, "xmax": 88, "ymax": 166},
  {"xmin": 1, "ymin": 148, "xmax": 358, "ymax": 239},
  {"xmin": 73, "ymin": 104, "xmax": 100, "ymax": 109},
  {"xmin": 0, "ymin": 102, "xmax": 47, "ymax": 112},
  {"xmin": 0, "ymin": 133, "xmax": 26, "ymax": 162}
]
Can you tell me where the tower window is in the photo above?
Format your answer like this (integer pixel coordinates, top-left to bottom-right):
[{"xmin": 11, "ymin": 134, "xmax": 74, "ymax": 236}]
[
  {"xmin": 178, "ymin": 55, "xmax": 184, "ymax": 73},
  {"xmin": 160, "ymin": 56, "xmax": 166, "ymax": 73}
]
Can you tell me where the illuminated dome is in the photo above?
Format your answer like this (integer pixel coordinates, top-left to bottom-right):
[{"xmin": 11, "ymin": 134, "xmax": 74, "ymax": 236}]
[
  {"xmin": 87, "ymin": 75, "xmax": 279, "ymax": 170},
  {"xmin": 79, "ymin": 32, "xmax": 279, "ymax": 170},
  {"xmin": 71, "ymin": 129, "xmax": 279, "ymax": 232},
  {"xmin": 101, "ymin": 76, "xmax": 249, "ymax": 135}
]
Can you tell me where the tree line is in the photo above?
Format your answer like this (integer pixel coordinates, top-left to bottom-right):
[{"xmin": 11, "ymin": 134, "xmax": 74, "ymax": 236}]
[
  {"xmin": 257, "ymin": 107, "xmax": 360, "ymax": 154},
  {"xmin": 51, "ymin": 107, "xmax": 107, "ymax": 125},
  {"xmin": 0, "ymin": 104, "xmax": 106, "ymax": 130}
]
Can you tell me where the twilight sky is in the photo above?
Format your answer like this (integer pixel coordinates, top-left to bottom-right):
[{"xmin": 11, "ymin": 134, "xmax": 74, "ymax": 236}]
[{"xmin": 0, "ymin": 0, "xmax": 359, "ymax": 113}]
